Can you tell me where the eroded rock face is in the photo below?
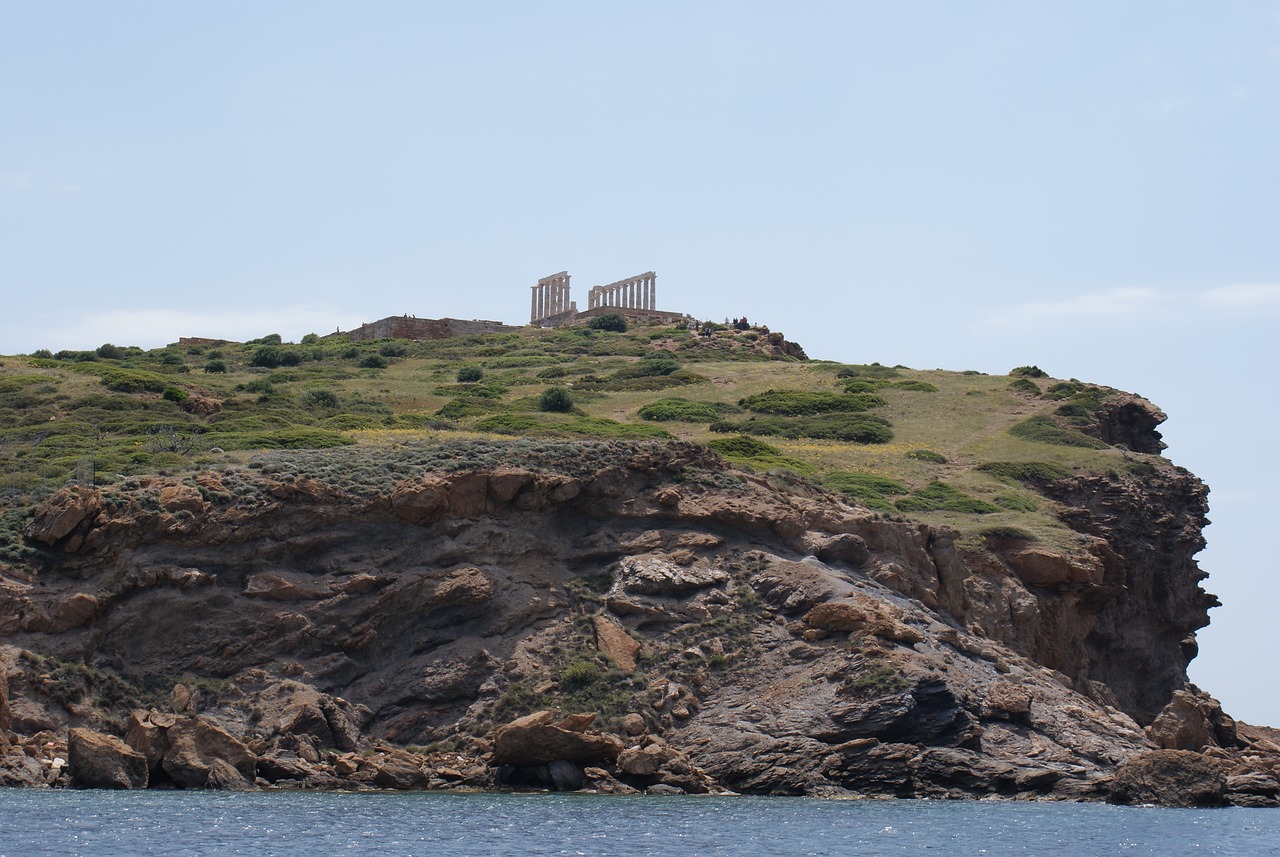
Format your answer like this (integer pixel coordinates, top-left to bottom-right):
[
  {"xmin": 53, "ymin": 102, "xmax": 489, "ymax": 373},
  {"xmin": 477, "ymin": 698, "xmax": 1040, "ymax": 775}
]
[
  {"xmin": 68, "ymin": 728, "xmax": 148, "ymax": 789},
  {"xmin": 1109, "ymin": 750, "xmax": 1231, "ymax": 807},
  {"xmin": 0, "ymin": 440, "xmax": 1246, "ymax": 803}
]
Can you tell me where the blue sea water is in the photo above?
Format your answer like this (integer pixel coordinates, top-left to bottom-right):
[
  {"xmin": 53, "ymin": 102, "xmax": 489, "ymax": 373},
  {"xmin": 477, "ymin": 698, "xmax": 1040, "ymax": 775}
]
[{"xmin": 0, "ymin": 791, "xmax": 1276, "ymax": 857}]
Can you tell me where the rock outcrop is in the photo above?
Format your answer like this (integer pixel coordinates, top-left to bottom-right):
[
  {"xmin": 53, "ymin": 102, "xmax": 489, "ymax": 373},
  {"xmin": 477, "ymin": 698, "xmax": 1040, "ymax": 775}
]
[{"xmin": 0, "ymin": 438, "xmax": 1269, "ymax": 804}]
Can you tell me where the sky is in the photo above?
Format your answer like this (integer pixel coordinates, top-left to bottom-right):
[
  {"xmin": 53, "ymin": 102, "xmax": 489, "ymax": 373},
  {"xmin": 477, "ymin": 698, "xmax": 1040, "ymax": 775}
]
[{"xmin": 2, "ymin": 2, "xmax": 1277, "ymax": 724}]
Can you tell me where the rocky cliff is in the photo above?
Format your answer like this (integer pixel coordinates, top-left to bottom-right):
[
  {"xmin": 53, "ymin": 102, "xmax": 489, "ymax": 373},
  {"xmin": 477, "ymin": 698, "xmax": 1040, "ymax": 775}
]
[{"xmin": 1, "ymin": 437, "xmax": 1275, "ymax": 805}]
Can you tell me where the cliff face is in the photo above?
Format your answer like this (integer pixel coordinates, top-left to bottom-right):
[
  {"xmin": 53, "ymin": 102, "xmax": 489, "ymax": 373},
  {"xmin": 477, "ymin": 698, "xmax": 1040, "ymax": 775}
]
[{"xmin": 2, "ymin": 438, "xmax": 1272, "ymax": 803}]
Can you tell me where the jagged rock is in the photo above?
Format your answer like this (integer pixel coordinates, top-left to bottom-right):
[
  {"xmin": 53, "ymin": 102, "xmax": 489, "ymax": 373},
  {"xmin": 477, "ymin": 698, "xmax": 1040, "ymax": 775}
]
[
  {"xmin": 367, "ymin": 746, "xmax": 429, "ymax": 789},
  {"xmin": 205, "ymin": 757, "xmax": 253, "ymax": 790},
  {"xmin": 124, "ymin": 710, "xmax": 172, "ymax": 774},
  {"xmin": 1000, "ymin": 547, "xmax": 1103, "ymax": 587},
  {"xmin": 984, "ymin": 682, "xmax": 1033, "ymax": 721},
  {"xmin": 617, "ymin": 555, "xmax": 729, "ymax": 595},
  {"xmin": 244, "ymin": 573, "xmax": 330, "ymax": 601},
  {"xmin": 23, "ymin": 486, "xmax": 100, "ymax": 547},
  {"xmin": 256, "ymin": 751, "xmax": 317, "ymax": 784},
  {"xmin": 1146, "ymin": 689, "xmax": 1237, "ymax": 751},
  {"xmin": 50, "ymin": 593, "xmax": 99, "ymax": 632},
  {"xmin": 492, "ymin": 711, "xmax": 623, "ymax": 766},
  {"xmin": 158, "ymin": 485, "xmax": 205, "ymax": 516},
  {"xmin": 592, "ymin": 616, "xmax": 641, "ymax": 672},
  {"xmin": 544, "ymin": 759, "xmax": 584, "ymax": 791},
  {"xmin": 1109, "ymin": 750, "xmax": 1232, "ymax": 807},
  {"xmin": 68, "ymin": 728, "xmax": 148, "ymax": 789},
  {"xmin": 160, "ymin": 717, "xmax": 257, "ymax": 789},
  {"xmin": 0, "ymin": 663, "xmax": 10, "ymax": 732},
  {"xmin": 618, "ymin": 744, "xmax": 667, "ymax": 776},
  {"xmin": 804, "ymin": 595, "xmax": 923, "ymax": 644},
  {"xmin": 583, "ymin": 766, "xmax": 640, "ymax": 794}
]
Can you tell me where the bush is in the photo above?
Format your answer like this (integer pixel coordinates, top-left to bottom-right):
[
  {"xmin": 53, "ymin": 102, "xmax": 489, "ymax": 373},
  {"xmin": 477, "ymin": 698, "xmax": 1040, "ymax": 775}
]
[
  {"xmin": 711, "ymin": 413, "xmax": 893, "ymax": 444},
  {"xmin": 96, "ymin": 343, "xmax": 124, "ymax": 360},
  {"xmin": 359, "ymin": 354, "xmax": 389, "ymax": 369},
  {"xmin": 539, "ymin": 386, "xmax": 573, "ymax": 412},
  {"xmin": 738, "ymin": 390, "xmax": 885, "ymax": 416},
  {"xmin": 637, "ymin": 398, "xmax": 719, "ymax": 423},
  {"xmin": 250, "ymin": 345, "xmax": 283, "ymax": 368},
  {"xmin": 707, "ymin": 435, "xmax": 782, "ymax": 458},
  {"xmin": 204, "ymin": 360, "xmax": 227, "ymax": 374},
  {"xmin": 560, "ymin": 659, "xmax": 601, "ymax": 689},
  {"xmin": 100, "ymin": 369, "xmax": 169, "ymax": 394},
  {"xmin": 588, "ymin": 314, "xmax": 628, "ymax": 332},
  {"xmin": 300, "ymin": 333, "xmax": 320, "ymax": 345},
  {"xmin": 904, "ymin": 449, "xmax": 947, "ymax": 464},
  {"xmin": 979, "ymin": 525, "xmax": 1037, "ymax": 542},
  {"xmin": 456, "ymin": 365, "xmax": 484, "ymax": 383},
  {"xmin": 300, "ymin": 388, "xmax": 340, "ymax": 410},
  {"xmin": 1008, "ymin": 415, "xmax": 1108, "ymax": 449},
  {"xmin": 835, "ymin": 364, "xmax": 901, "ymax": 380},
  {"xmin": 994, "ymin": 495, "xmax": 1038, "ymax": 512},
  {"xmin": 895, "ymin": 481, "xmax": 1001, "ymax": 514},
  {"xmin": 162, "ymin": 386, "xmax": 188, "ymax": 403},
  {"xmin": 30, "ymin": 349, "xmax": 53, "ymax": 359},
  {"xmin": 822, "ymin": 472, "xmax": 909, "ymax": 510},
  {"xmin": 975, "ymin": 461, "xmax": 1071, "ymax": 485},
  {"xmin": 379, "ymin": 342, "xmax": 409, "ymax": 358},
  {"xmin": 1010, "ymin": 365, "xmax": 1048, "ymax": 378},
  {"xmin": 1008, "ymin": 378, "xmax": 1041, "ymax": 395},
  {"xmin": 883, "ymin": 380, "xmax": 938, "ymax": 393}
]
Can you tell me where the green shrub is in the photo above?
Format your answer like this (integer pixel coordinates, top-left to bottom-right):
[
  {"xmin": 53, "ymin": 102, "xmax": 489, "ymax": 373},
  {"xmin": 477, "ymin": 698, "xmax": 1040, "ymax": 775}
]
[
  {"xmin": 359, "ymin": 354, "xmax": 389, "ymax": 369},
  {"xmin": 456, "ymin": 365, "xmax": 484, "ymax": 383},
  {"xmin": 379, "ymin": 342, "xmax": 409, "ymax": 358},
  {"xmin": 706, "ymin": 435, "xmax": 813, "ymax": 475},
  {"xmin": 1008, "ymin": 378, "xmax": 1041, "ymax": 395},
  {"xmin": 96, "ymin": 343, "xmax": 124, "ymax": 360},
  {"xmin": 904, "ymin": 449, "xmax": 947, "ymax": 464},
  {"xmin": 637, "ymin": 398, "xmax": 719, "ymax": 423},
  {"xmin": 822, "ymin": 472, "xmax": 909, "ymax": 510},
  {"xmin": 588, "ymin": 314, "xmax": 628, "ymax": 332},
  {"xmin": 979, "ymin": 525, "xmax": 1037, "ymax": 541},
  {"xmin": 835, "ymin": 364, "xmax": 901, "ymax": 380},
  {"xmin": 100, "ymin": 369, "xmax": 169, "ymax": 394},
  {"xmin": 710, "ymin": 413, "xmax": 893, "ymax": 444},
  {"xmin": 300, "ymin": 389, "xmax": 340, "ymax": 410},
  {"xmin": 539, "ymin": 386, "xmax": 573, "ymax": 412},
  {"xmin": 738, "ymin": 390, "xmax": 885, "ymax": 416},
  {"xmin": 560, "ymin": 659, "xmax": 601, "ymax": 689},
  {"xmin": 883, "ymin": 380, "xmax": 938, "ymax": 393},
  {"xmin": 1010, "ymin": 365, "xmax": 1048, "ymax": 378},
  {"xmin": 250, "ymin": 345, "xmax": 284, "ymax": 368},
  {"xmin": 436, "ymin": 398, "xmax": 500, "ymax": 419},
  {"xmin": 994, "ymin": 495, "xmax": 1038, "ymax": 512},
  {"xmin": 474, "ymin": 414, "xmax": 541, "ymax": 434},
  {"xmin": 300, "ymin": 333, "xmax": 320, "ymax": 345},
  {"xmin": 975, "ymin": 461, "xmax": 1071, "ymax": 485},
  {"xmin": 1008, "ymin": 415, "xmax": 1108, "ymax": 449},
  {"xmin": 895, "ymin": 481, "xmax": 1000, "ymax": 514},
  {"xmin": 204, "ymin": 360, "xmax": 227, "ymax": 374},
  {"xmin": 161, "ymin": 386, "xmax": 188, "ymax": 403}
]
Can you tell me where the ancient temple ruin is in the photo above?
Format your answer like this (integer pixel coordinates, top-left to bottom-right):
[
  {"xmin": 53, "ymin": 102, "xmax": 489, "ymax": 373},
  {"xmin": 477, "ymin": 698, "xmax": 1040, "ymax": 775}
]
[
  {"xmin": 528, "ymin": 269, "xmax": 684, "ymax": 328},
  {"xmin": 530, "ymin": 271, "xmax": 575, "ymax": 324},
  {"xmin": 588, "ymin": 272, "xmax": 656, "ymax": 311}
]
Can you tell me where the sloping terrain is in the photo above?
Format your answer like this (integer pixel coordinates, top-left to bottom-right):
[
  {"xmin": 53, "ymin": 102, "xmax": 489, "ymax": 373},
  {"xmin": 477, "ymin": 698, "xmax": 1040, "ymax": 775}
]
[{"xmin": 0, "ymin": 321, "xmax": 1275, "ymax": 805}]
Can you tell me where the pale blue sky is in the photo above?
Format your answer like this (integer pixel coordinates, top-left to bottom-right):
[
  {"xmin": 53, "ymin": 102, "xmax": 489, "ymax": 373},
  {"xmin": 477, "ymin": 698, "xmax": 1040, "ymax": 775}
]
[{"xmin": 2, "ymin": 2, "xmax": 1278, "ymax": 724}]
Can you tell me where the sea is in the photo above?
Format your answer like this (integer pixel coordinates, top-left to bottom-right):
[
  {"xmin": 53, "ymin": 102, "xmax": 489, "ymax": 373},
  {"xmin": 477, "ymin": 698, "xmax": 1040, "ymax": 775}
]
[{"xmin": 0, "ymin": 791, "xmax": 1277, "ymax": 857}]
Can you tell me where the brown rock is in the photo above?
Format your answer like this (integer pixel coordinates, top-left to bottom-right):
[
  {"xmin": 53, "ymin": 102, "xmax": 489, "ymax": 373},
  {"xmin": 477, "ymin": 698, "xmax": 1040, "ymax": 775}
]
[
  {"xmin": 158, "ymin": 484, "xmax": 205, "ymax": 516},
  {"xmin": 205, "ymin": 757, "xmax": 253, "ymax": 790},
  {"xmin": 618, "ymin": 744, "xmax": 670, "ymax": 776},
  {"xmin": 1147, "ymin": 690, "xmax": 1236, "ymax": 751},
  {"xmin": 1002, "ymin": 547, "xmax": 1104, "ymax": 587},
  {"xmin": 243, "ymin": 573, "xmax": 329, "ymax": 601},
  {"xmin": 0, "ymin": 664, "xmax": 11, "ymax": 733},
  {"xmin": 984, "ymin": 682, "xmax": 1033, "ymax": 720},
  {"xmin": 1109, "ymin": 750, "xmax": 1231, "ymax": 807},
  {"xmin": 446, "ymin": 472, "xmax": 490, "ymax": 517},
  {"xmin": 24, "ymin": 486, "xmax": 101, "ymax": 547},
  {"xmin": 368, "ymin": 748, "xmax": 429, "ymax": 789},
  {"xmin": 68, "ymin": 728, "xmax": 149, "ymax": 789},
  {"xmin": 125, "ymin": 710, "xmax": 172, "ymax": 773},
  {"xmin": 388, "ymin": 476, "xmax": 449, "ymax": 525},
  {"xmin": 804, "ymin": 595, "xmax": 923, "ymax": 644},
  {"xmin": 492, "ymin": 711, "xmax": 624, "ymax": 766},
  {"xmin": 161, "ymin": 717, "xmax": 257, "ymax": 789},
  {"xmin": 592, "ymin": 616, "xmax": 642, "ymax": 673},
  {"xmin": 618, "ymin": 555, "xmax": 729, "ymax": 595}
]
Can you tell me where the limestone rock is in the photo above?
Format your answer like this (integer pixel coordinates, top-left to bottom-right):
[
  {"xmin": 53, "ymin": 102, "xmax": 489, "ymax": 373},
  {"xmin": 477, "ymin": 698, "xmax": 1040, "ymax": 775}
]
[
  {"xmin": 68, "ymin": 728, "xmax": 148, "ymax": 789},
  {"xmin": 1146, "ymin": 690, "xmax": 1237, "ymax": 751}
]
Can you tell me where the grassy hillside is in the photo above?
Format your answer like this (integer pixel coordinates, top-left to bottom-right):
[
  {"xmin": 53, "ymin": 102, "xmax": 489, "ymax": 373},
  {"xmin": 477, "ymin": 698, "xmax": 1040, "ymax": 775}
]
[{"xmin": 0, "ymin": 322, "xmax": 1167, "ymax": 556}]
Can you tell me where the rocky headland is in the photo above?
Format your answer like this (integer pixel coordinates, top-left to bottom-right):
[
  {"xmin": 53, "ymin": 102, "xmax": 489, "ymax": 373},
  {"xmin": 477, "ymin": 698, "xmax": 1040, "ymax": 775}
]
[{"xmin": 2, "ymin": 431, "xmax": 1276, "ymax": 806}]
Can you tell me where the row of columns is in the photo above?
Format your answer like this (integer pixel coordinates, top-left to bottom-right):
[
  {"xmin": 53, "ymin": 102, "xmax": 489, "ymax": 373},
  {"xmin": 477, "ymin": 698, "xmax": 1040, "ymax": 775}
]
[
  {"xmin": 531, "ymin": 271, "xmax": 572, "ymax": 322},
  {"xmin": 588, "ymin": 271, "xmax": 656, "ymax": 311}
]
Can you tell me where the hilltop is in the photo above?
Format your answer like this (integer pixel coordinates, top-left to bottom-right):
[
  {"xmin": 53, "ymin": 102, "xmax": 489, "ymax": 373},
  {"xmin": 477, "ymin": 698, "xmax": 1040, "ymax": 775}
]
[{"xmin": 0, "ymin": 319, "xmax": 1275, "ymax": 805}]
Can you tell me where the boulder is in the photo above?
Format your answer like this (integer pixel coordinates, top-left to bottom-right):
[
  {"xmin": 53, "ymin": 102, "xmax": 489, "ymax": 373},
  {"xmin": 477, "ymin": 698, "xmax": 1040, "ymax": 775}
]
[
  {"xmin": 545, "ymin": 759, "xmax": 584, "ymax": 791},
  {"xmin": 804, "ymin": 595, "xmax": 923, "ymax": 644},
  {"xmin": 158, "ymin": 484, "xmax": 205, "ymax": 516},
  {"xmin": 124, "ymin": 710, "xmax": 173, "ymax": 774},
  {"xmin": 68, "ymin": 728, "xmax": 148, "ymax": 789},
  {"xmin": 368, "ymin": 748, "xmax": 429, "ymax": 790},
  {"xmin": 1146, "ymin": 690, "xmax": 1237, "ymax": 751},
  {"xmin": 23, "ymin": 485, "xmax": 101, "ymax": 547},
  {"xmin": 1109, "ymin": 750, "xmax": 1231, "ymax": 807},
  {"xmin": 161, "ymin": 717, "xmax": 257, "ymax": 789},
  {"xmin": 387, "ymin": 476, "xmax": 449, "ymax": 525},
  {"xmin": 205, "ymin": 757, "xmax": 253, "ymax": 790},
  {"xmin": 618, "ymin": 745, "xmax": 668, "ymax": 777},
  {"xmin": 617, "ymin": 555, "xmax": 729, "ymax": 595},
  {"xmin": 492, "ymin": 711, "xmax": 624, "ymax": 766},
  {"xmin": 983, "ymin": 682, "xmax": 1033, "ymax": 721},
  {"xmin": 592, "ymin": 616, "xmax": 641, "ymax": 673}
]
